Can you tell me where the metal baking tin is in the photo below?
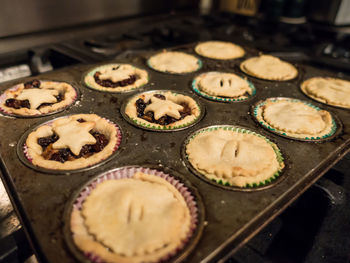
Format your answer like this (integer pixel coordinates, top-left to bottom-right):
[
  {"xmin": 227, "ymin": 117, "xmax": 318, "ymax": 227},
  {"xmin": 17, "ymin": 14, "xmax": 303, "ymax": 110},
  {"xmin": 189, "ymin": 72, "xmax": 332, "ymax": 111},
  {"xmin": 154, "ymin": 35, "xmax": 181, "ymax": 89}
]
[
  {"xmin": 0, "ymin": 43, "xmax": 349, "ymax": 263},
  {"xmin": 120, "ymin": 89, "xmax": 206, "ymax": 132},
  {"xmin": 0, "ymin": 79, "xmax": 81, "ymax": 118},
  {"xmin": 251, "ymin": 97, "xmax": 343, "ymax": 142},
  {"xmin": 63, "ymin": 165, "xmax": 205, "ymax": 263}
]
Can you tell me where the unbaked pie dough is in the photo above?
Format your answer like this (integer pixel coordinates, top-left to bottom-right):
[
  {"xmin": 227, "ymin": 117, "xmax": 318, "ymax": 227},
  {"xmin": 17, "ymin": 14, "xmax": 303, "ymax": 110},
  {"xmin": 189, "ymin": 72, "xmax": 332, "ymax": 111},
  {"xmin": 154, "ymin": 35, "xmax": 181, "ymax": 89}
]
[
  {"xmin": 70, "ymin": 172, "xmax": 191, "ymax": 263},
  {"xmin": 301, "ymin": 77, "xmax": 350, "ymax": 109},
  {"xmin": 84, "ymin": 64, "xmax": 148, "ymax": 92},
  {"xmin": 195, "ymin": 41, "xmax": 245, "ymax": 60},
  {"xmin": 186, "ymin": 128, "xmax": 284, "ymax": 187},
  {"xmin": 148, "ymin": 51, "xmax": 201, "ymax": 74},
  {"xmin": 125, "ymin": 91, "xmax": 201, "ymax": 129},
  {"xmin": 255, "ymin": 98, "xmax": 334, "ymax": 139},
  {"xmin": 0, "ymin": 80, "xmax": 77, "ymax": 116},
  {"xmin": 193, "ymin": 72, "xmax": 253, "ymax": 100},
  {"xmin": 25, "ymin": 114, "xmax": 119, "ymax": 170},
  {"xmin": 240, "ymin": 55, "xmax": 298, "ymax": 81}
]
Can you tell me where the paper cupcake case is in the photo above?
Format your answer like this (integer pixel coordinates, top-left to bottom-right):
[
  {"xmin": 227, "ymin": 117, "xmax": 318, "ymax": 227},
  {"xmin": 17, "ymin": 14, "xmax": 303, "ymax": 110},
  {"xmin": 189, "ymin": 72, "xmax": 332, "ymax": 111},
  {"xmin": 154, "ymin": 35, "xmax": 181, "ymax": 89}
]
[
  {"xmin": 82, "ymin": 63, "xmax": 149, "ymax": 93},
  {"xmin": 191, "ymin": 72, "xmax": 256, "ymax": 103},
  {"xmin": 65, "ymin": 166, "xmax": 204, "ymax": 263},
  {"xmin": 182, "ymin": 125, "xmax": 286, "ymax": 191},
  {"xmin": 17, "ymin": 115, "xmax": 123, "ymax": 174},
  {"xmin": 251, "ymin": 97, "xmax": 341, "ymax": 142},
  {"xmin": 121, "ymin": 90, "xmax": 205, "ymax": 132},
  {"xmin": 0, "ymin": 80, "xmax": 80, "ymax": 118}
]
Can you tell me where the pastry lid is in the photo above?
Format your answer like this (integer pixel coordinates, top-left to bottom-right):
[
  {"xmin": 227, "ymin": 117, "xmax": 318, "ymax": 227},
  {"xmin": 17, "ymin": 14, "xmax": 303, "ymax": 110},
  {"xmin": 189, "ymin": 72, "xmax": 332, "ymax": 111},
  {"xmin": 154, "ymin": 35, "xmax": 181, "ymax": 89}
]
[
  {"xmin": 147, "ymin": 51, "xmax": 203, "ymax": 75},
  {"xmin": 251, "ymin": 97, "xmax": 342, "ymax": 142},
  {"xmin": 0, "ymin": 79, "xmax": 80, "ymax": 118},
  {"xmin": 121, "ymin": 89, "xmax": 205, "ymax": 132},
  {"xmin": 192, "ymin": 71, "xmax": 256, "ymax": 103},
  {"xmin": 182, "ymin": 125, "xmax": 287, "ymax": 192},
  {"xmin": 63, "ymin": 165, "xmax": 205, "ymax": 263},
  {"xmin": 17, "ymin": 114, "xmax": 123, "ymax": 175}
]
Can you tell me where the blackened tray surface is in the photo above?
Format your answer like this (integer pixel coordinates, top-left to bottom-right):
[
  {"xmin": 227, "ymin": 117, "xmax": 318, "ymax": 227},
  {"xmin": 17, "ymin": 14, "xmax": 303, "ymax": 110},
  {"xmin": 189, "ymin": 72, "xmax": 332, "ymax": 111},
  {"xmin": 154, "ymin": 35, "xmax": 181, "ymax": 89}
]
[{"xmin": 0, "ymin": 43, "xmax": 349, "ymax": 263}]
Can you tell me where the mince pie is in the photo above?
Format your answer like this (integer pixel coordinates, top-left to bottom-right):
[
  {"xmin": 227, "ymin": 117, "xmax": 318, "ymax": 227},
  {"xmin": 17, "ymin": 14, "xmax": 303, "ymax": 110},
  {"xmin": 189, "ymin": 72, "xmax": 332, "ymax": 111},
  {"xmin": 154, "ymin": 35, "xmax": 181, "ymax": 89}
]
[
  {"xmin": 240, "ymin": 55, "xmax": 298, "ymax": 81},
  {"xmin": 185, "ymin": 126, "xmax": 284, "ymax": 187},
  {"xmin": 70, "ymin": 168, "xmax": 195, "ymax": 263},
  {"xmin": 148, "ymin": 51, "xmax": 201, "ymax": 74},
  {"xmin": 301, "ymin": 77, "xmax": 350, "ymax": 109},
  {"xmin": 84, "ymin": 64, "xmax": 148, "ymax": 92},
  {"xmin": 195, "ymin": 41, "xmax": 245, "ymax": 60},
  {"xmin": 253, "ymin": 98, "xmax": 336, "ymax": 140},
  {"xmin": 124, "ymin": 91, "xmax": 201, "ymax": 130},
  {"xmin": 0, "ymin": 79, "xmax": 77, "ymax": 116},
  {"xmin": 25, "ymin": 114, "xmax": 120, "ymax": 170},
  {"xmin": 192, "ymin": 72, "xmax": 254, "ymax": 102}
]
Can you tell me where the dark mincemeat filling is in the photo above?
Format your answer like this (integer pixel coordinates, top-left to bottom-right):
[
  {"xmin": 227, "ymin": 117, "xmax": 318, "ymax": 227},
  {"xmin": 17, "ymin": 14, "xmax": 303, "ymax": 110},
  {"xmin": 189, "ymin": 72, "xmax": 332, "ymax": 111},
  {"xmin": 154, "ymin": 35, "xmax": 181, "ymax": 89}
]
[
  {"xmin": 37, "ymin": 119, "xmax": 109, "ymax": 163},
  {"xmin": 93, "ymin": 67, "xmax": 138, "ymax": 88},
  {"xmin": 135, "ymin": 94, "xmax": 192, "ymax": 125},
  {"xmin": 5, "ymin": 79, "xmax": 64, "ymax": 110}
]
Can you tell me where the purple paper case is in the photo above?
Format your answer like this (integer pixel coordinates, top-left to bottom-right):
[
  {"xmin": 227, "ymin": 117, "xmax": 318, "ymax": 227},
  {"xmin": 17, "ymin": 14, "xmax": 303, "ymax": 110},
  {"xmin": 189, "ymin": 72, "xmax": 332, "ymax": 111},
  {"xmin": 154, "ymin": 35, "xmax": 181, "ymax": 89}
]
[{"xmin": 70, "ymin": 166, "xmax": 200, "ymax": 263}]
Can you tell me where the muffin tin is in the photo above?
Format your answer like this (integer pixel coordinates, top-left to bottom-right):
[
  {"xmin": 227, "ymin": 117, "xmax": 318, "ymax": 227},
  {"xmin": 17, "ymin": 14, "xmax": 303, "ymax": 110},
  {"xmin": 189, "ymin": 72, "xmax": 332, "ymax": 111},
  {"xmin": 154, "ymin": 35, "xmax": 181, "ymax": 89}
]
[{"xmin": 0, "ymin": 43, "xmax": 349, "ymax": 263}]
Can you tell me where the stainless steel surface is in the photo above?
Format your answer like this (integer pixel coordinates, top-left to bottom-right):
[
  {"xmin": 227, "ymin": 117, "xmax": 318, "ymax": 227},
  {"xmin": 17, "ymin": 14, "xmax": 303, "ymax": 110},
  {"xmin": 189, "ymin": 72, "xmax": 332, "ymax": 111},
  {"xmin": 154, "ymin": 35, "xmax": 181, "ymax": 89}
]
[
  {"xmin": 0, "ymin": 0, "xmax": 197, "ymax": 38},
  {"xmin": 0, "ymin": 178, "xmax": 20, "ymax": 239}
]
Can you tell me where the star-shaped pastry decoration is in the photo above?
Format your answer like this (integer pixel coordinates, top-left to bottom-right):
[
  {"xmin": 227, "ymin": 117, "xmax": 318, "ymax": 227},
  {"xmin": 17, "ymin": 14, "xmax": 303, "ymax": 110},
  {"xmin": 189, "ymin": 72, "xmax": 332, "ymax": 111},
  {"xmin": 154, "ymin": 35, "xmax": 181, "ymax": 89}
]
[
  {"xmin": 144, "ymin": 96, "xmax": 184, "ymax": 120},
  {"xmin": 16, "ymin": 88, "xmax": 59, "ymax": 109},
  {"xmin": 52, "ymin": 119, "xmax": 96, "ymax": 156},
  {"xmin": 99, "ymin": 67, "xmax": 134, "ymax": 82}
]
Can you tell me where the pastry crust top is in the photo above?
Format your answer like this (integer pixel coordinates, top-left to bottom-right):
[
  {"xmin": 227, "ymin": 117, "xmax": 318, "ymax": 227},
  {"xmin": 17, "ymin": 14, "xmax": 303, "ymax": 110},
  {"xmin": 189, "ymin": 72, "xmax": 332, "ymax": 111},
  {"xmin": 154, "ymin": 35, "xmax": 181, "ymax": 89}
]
[
  {"xmin": 240, "ymin": 55, "xmax": 298, "ymax": 81},
  {"xmin": 0, "ymin": 81, "xmax": 77, "ymax": 116},
  {"xmin": 254, "ymin": 98, "xmax": 335, "ymax": 139},
  {"xmin": 186, "ymin": 128, "xmax": 283, "ymax": 187},
  {"xmin": 25, "ymin": 114, "xmax": 119, "ymax": 170},
  {"xmin": 125, "ymin": 91, "xmax": 201, "ymax": 129},
  {"xmin": 194, "ymin": 72, "xmax": 252, "ymax": 98},
  {"xmin": 70, "ymin": 172, "xmax": 191, "ymax": 263},
  {"xmin": 84, "ymin": 64, "xmax": 148, "ymax": 92},
  {"xmin": 301, "ymin": 77, "xmax": 350, "ymax": 109},
  {"xmin": 148, "ymin": 51, "xmax": 200, "ymax": 74},
  {"xmin": 195, "ymin": 41, "xmax": 245, "ymax": 60}
]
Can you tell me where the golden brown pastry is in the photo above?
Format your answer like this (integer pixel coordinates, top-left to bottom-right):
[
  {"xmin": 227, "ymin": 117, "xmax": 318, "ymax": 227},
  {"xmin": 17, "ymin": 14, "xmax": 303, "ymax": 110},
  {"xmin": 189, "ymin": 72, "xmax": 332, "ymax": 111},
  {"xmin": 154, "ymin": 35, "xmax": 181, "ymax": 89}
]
[
  {"xmin": 186, "ymin": 127, "xmax": 284, "ymax": 187},
  {"xmin": 195, "ymin": 41, "xmax": 245, "ymax": 60},
  {"xmin": 84, "ymin": 64, "xmax": 148, "ymax": 92},
  {"xmin": 70, "ymin": 172, "xmax": 191, "ymax": 263},
  {"xmin": 240, "ymin": 55, "xmax": 298, "ymax": 81},
  {"xmin": 301, "ymin": 77, "xmax": 350, "ymax": 109},
  {"xmin": 25, "ymin": 114, "xmax": 120, "ymax": 170},
  {"xmin": 148, "ymin": 51, "xmax": 201, "ymax": 74},
  {"xmin": 0, "ymin": 79, "xmax": 77, "ymax": 116}
]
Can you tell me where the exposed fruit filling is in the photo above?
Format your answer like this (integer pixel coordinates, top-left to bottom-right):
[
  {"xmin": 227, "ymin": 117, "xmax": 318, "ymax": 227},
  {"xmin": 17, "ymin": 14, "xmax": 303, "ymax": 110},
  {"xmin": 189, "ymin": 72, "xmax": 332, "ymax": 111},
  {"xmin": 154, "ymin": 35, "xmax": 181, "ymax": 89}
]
[
  {"xmin": 5, "ymin": 79, "xmax": 64, "ymax": 109},
  {"xmin": 135, "ymin": 94, "xmax": 192, "ymax": 125},
  {"xmin": 37, "ymin": 119, "xmax": 109, "ymax": 163},
  {"xmin": 94, "ymin": 70, "xmax": 137, "ymax": 88}
]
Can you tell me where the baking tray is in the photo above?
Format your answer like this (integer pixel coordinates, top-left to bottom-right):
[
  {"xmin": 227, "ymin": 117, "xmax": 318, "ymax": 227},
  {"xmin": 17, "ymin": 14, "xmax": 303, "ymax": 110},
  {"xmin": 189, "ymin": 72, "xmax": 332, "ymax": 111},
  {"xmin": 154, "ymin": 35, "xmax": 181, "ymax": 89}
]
[{"xmin": 0, "ymin": 43, "xmax": 349, "ymax": 263}]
